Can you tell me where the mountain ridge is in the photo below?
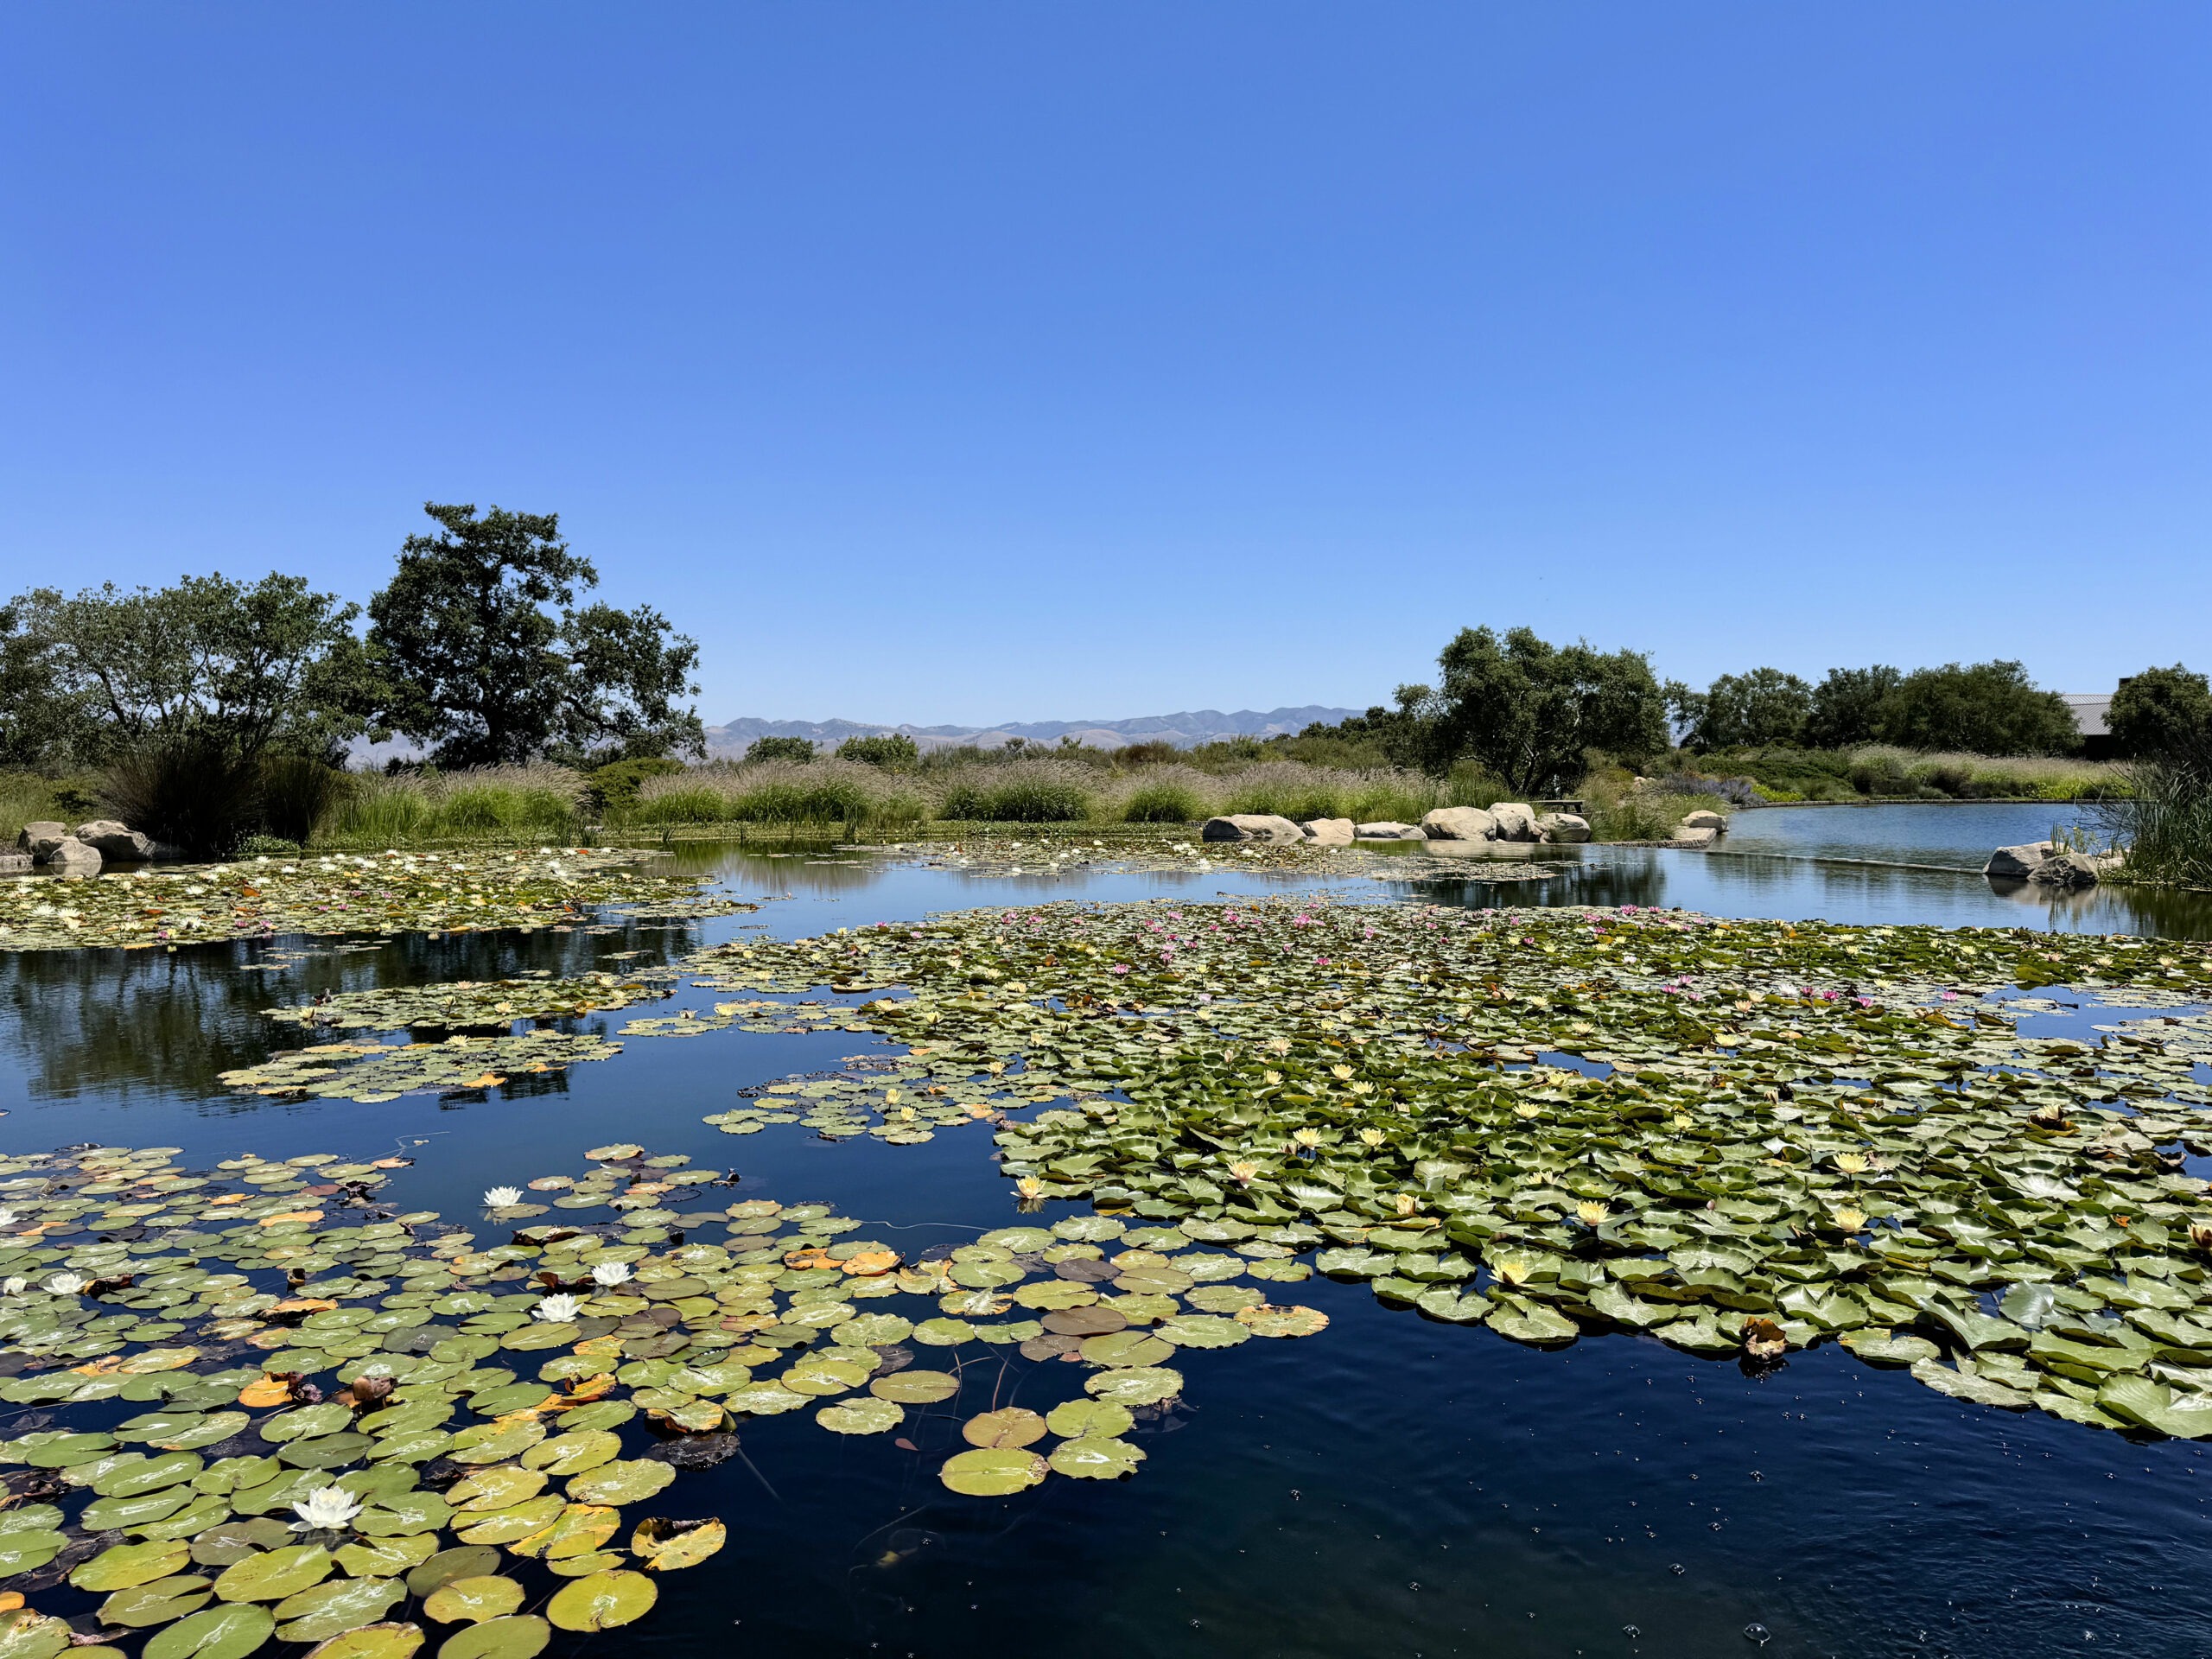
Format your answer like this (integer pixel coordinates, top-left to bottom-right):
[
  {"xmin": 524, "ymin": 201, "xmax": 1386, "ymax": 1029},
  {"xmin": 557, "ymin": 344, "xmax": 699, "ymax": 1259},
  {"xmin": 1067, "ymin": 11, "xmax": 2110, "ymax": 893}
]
[{"xmin": 702, "ymin": 705, "xmax": 1359, "ymax": 756}]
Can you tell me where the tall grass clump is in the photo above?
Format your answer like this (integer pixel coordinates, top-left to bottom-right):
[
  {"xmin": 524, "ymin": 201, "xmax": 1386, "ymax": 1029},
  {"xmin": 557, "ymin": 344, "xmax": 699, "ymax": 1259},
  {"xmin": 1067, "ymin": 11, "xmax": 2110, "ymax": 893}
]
[
  {"xmin": 2105, "ymin": 762, "xmax": 2212, "ymax": 889},
  {"xmin": 628, "ymin": 759, "xmax": 925, "ymax": 830},
  {"xmin": 1121, "ymin": 778, "xmax": 1207, "ymax": 823},
  {"xmin": 0, "ymin": 772, "xmax": 86, "ymax": 842},
  {"xmin": 315, "ymin": 765, "xmax": 586, "ymax": 849}
]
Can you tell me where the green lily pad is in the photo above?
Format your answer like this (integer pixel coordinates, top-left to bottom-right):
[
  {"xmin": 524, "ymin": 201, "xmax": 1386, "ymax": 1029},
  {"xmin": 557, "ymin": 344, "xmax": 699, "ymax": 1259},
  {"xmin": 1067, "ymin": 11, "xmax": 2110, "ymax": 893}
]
[
  {"xmin": 962, "ymin": 1408, "xmax": 1046, "ymax": 1449},
  {"xmin": 448, "ymin": 1467, "xmax": 546, "ymax": 1512},
  {"xmin": 779, "ymin": 1358, "xmax": 868, "ymax": 1396},
  {"xmin": 143, "ymin": 1602, "xmax": 276, "ymax": 1659},
  {"xmin": 405, "ymin": 1547, "xmax": 504, "ymax": 1599},
  {"xmin": 273, "ymin": 1574, "xmax": 407, "ymax": 1642},
  {"xmin": 520, "ymin": 1430, "xmax": 620, "ymax": 1476},
  {"xmin": 564, "ymin": 1459, "xmax": 675, "ymax": 1505},
  {"xmin": 0, "ymin": 1611, "xmax": 71, "ymax": 1659},
  {"xmin": 453, "ymin": 1497, "xmax": 565, "ymax": 1545},
  {"xmin": 213, "ymin": 1543, "xmax": 334, "ymax": 1603},
  {"xmin": 1047, "ymin": 1437, "xmax": 1146, "ymax": 1479},
  {"xmin": 818, "ymin": 1396, "xmax": 903, "ymax": 1434},
  {"xmin": 1154, "ymin": 1314, "xmax": 1250, "ymax": 1351},
  {"xmin": 869, "ymin": 1370, "xmax": 959, "ymax": 1404},
  {"xmin": 99, "ymin": 1573, "xmax": 216, "ymax": 1627},
  {"xmin": 431, "ymin": 1616, "xmax": 549, "ymax": 1659},
  {"xmin": 1079, "ymin": 1331, "xmax": 1175, "ymax": 1368},
  {"xmin": 938, "ymin": 1446, "xmax": 1049, "ymax": 1496},
  {"xmin": 545, "ymin": 1569, "xmax": 658, "ymax": 1632},
  {"xmin": 423, "ymin": 1575, "xmax": 525, "ymax": 1624},
  {"xmin": 72, "ymin": 1537, "xmax": 194, "ymax": 1592},
  {"xmin": 1044, "ymin": 1398, "xmax": 1133, "ymax": 1439},
  {"xmin": 1084, "ymin": 1366, "xmax": 1183, "ymax": 1407},
  {"xmin": 299, "ymin": 1624, "xmax": 424, "ymax": 1659}
]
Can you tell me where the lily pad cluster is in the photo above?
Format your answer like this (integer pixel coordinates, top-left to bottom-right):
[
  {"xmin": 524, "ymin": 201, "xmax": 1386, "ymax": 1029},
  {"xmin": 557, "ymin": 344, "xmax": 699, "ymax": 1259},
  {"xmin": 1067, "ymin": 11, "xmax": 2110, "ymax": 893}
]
[
  {"xmin": 655, "ymin": 898, "xmax": 2212, "ymax": 1434},
  {"xmin": 264, "ymin": 973, "xmax": 678, "ymax": 1034},
  {"xmin": 0, "ymin": 849, "xmax": 750, "ymax": 954},
  {"xmin": 0, "ymin": 1136, "xmax": 1330, "ymax": 1655},
  {"xmin": 218, "ymin": 1033, "xmax": 626, "ymax": 1106},
  {"xmin": 862, "ymin": 833, "xmax": 1565, "ymax": 885}
]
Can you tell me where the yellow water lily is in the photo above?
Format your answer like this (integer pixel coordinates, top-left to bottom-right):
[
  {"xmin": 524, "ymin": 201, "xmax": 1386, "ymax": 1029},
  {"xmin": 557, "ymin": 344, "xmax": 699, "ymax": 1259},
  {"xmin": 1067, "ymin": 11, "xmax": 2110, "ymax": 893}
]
[
  {"xmin": 1394, "ymin": 1193, "xmax": 1419, "ymax": 1217},
  {"xmin": 1513, "ymin": 1103, "xmax": 1542, "ymax": 1120},
  {"xmin": 1494, "ymin": 1256, "xmax": 1535, "ymax": 1287},
  {"xmin": 1014, "ymin": 1176, "xmax": 1043, "ymax": 1198},
  {"xmin": 1292, "ymin": 1128, "xmax": 1323, "ymax": 1149},
  {"xmin": 1263, "ymin": 1070, "xmax": 1283, "ymax": 1086},
  {"xmin": 1331, "ymin": 1064, "xmax": 1354, "ymax": 1080},
  {"xmin": 1349, "ymin": 1081, "xmax": 1374, "ymax": 1096},
  {"xmin": 1228, "ymin": 1160, "xmax": 1259, "ymax": 1185},
  {"xmin": 1357, "ymin": 1128, "xmax": 1386, "ymax": 1148},
  {"xmin": 1832, "ymin": 1206, "xmax": 1867, "ymax": 1232},
  {"xmin": 1834, "ymin": 1153, "xmax": 1868, "ymax": 1175},
  {"xmin": 1576, "ymin": 1201, "xmax": 1608, "ymax": 1226}
]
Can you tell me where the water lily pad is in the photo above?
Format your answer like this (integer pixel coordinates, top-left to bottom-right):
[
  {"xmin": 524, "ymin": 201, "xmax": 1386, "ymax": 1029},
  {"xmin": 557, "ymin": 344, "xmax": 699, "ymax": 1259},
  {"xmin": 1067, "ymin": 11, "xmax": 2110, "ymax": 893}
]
[
  {"xmin": 511, "ymin": 1504, "xmax": 621, "ymax": 1561},
  {"xmin": 1079, "ymin": 1331, "xmax": 1174, "ymax": 1368},
  {"xmin": 296, "ymin": 1624, "xmax": 425, "ymax": 1659},
  {"xmin": 405, "ymin": 1548, "xmax": 503, "ymax": 1599},
  {"xmin": 779, "ymin": 1358, "xmax": 868, "ymax": 1396},
  {"xmin": 0, "ymin": 1611, "xmax": 70, "ymax": 1659},
  {"xmin": 423, "ymin": 1576, "xmax": 524, "ymax": 1625},
  {"xmin": 1044, "ymin": 1398, "xmax": 1133, "ymax": 1439},
  {"xmin": 938, "ymin": 1447, "xmax": 1048, "ymax": 1496},
  {"xmin": 1084, "ymin": 1366, "xmax": 1183, "ymax": 1407},
  {"xmin": 818, "ymin": 1396, "xmax": 903, "ymax": 1434},
  {"xmin": 1154, "ymin": 1314, "xmax": 1250, "ymax": 1350},
  {"xmin": 273, "ymin": 1574, "xmax": 407, "ymax": 1642},
  {"xmin": 911, "ymin": 1318, "xmax": 975, "ymax": 1347},
  {"xmin": 1047, "ymin": 1437, "xmax": 1145, "ymax": 1479},
  {"xmin": 432, "ymin": 1616, "xmax": 549, "ymax": 1659},
  {"xmin": 868, "ymin": 1369, "xmax": 959, "ymax": 1404},
  {"xmin": 545, "ymin": 1569, "xmax": 658, "ymax": 1631},
  {"xmin": 630, "ymin": 1516, "xmax": 726, "ymax": 1571},
  {"xmin": 520, "ymin": 1430, "xmax": 620, "ymax": 1476},
  {"xmin": 73, "ymin": 1538, "xmax": 194, "ymax": 1592},
  {"xmin": 100, "ymin": 1573, "xmax": 215, "ymax": 1627},
  {"xmin": 1234, "ymin": 1304, "xmax": 1329, "ymax": 1338},
  {"xmin": 448, "ymin": 1467, "xmax": 546, "ymax": 1512},
  {"xmin": 564, "ymin": 1459, "xmax": 675, "ymax": 1505},
  {"xmin": 336, "ymin": 1535, "xmax": 441, "ymax": 1579},
  {"xmin": 445, "ymin": 1422, "xmax": 545, "ymax": 1465},
  {"xmin": 213, "ymin": 1543, "xmax": 333, "ymax": 1603},
  {"xmin": 453, "ymin": 1497, "xmax": 565, "ymax": 1545},
  {"xmin": 961, "ymin": 1408, "xmax": 1046, "ymax": 1449},
  {"xmin": 141, "ymin": 1603, "xmax": 276, "ymax": 1659}
]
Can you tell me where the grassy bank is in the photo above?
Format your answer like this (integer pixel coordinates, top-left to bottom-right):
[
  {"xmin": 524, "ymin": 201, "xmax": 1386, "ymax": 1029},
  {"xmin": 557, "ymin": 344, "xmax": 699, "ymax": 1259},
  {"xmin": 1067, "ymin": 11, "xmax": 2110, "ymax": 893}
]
[
  {"xmin": 310, "ymin": 765, "xmax": 588, "ymax": 849},
  {"xmin": 1679, "ymin": 744, "xmax": 2123, "ymax": 804}
]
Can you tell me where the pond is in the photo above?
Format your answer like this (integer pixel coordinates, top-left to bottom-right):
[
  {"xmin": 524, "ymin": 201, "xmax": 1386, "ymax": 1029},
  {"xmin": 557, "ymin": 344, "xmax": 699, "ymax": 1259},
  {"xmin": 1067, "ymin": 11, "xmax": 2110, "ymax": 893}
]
[{"xmin": 2, "ymin": 816, "xmax": 2210, "ymax": 1659}]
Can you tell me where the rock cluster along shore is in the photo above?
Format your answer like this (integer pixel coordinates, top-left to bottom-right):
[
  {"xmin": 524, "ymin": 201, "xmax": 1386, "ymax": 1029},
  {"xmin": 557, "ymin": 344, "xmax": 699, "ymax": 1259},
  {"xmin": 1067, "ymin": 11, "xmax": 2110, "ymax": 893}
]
[
  {"xmin": 8, "ymin": 819, "xmax": 187, "ymax": 876},
  {"xmin": 1983, "ymin": 840, "xmax": 2124, "ymax": 890},
  {"xmin": 1202, "ymin": 804, "xmax": 1602, "ymax": 847}
]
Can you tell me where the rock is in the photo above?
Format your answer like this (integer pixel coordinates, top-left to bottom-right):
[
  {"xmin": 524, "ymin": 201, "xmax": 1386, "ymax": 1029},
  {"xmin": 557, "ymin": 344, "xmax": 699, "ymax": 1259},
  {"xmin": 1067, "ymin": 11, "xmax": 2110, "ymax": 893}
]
[
  {"xmin": 1200, "ymin": 814, "xmax": 1306, "ymax": 845},
  {"xmin": 1670, "ymin": 826, "xmax": 1719, "ymax": 849},
  {"xmin": 1985, "ymin": 842, "xmax": 2056, "ymax": 879},
  {"xmin": 2029, "ymin": 851, "xmax": 2102, "ymax": 889},
  {"xmin": 1536, "ymin": 812, "xmax": 1591, "ymax": 843},
  {"xmin": 1489, "ymin": 804, "xmax": 1539, "ymax": 842},
  {"xmin": 1298, "ymin": 817, "xmax": 1355, "ymax": 846},
  {"xmin": 0, "ymin": 852, "xmax": 31, "ymax": 875},
  {"xmin": 74, "ymin": 821, "xmax": 156, "ymax": 861},
  {"xmin": 1354, "ymin": 822, "xmax": 1427, "ymax": 840},
  {"xmin": 42, "ymin": 836, "xmax": 102, "ymax": 873},
  {"xmin": 1679, "ymin": 810, "xmax": 1728, "ymax": 831},
  {"xmin": 1420, "ymin": 807, "xmax": 1498, "ymax": 842},
  {"xmin": 16, "ymin": 821, "xmax": 67, "ymax": 858}
]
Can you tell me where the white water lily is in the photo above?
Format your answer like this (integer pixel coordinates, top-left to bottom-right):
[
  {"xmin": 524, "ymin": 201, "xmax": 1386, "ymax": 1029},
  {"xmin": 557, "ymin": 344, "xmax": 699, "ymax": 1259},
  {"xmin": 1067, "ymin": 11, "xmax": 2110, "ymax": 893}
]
[
  {"xmin": 534, "ymin": 1294, "xmax": 582, "ymax": 1322},
  {"xmin": 2, "ymin": 1278, "xmax": 24, "ymax": 1296},
  {"xmin": 289, "ymin": 1487, "xmax": 363, "ymax": 1532},
  {"xmin": 0, "ymin": 1209, "xmax": 16, "ymax": 1228},
  {"xmin": 589, "ymin": 1261, "xmax": 633, "ymax": 1287},
  {"xmin": 42, "ymin": 1273, "xmax": 86, "ymax": 1297},
  {"xmin": 482, "ymin": 1186, "xmax": 524, "ymax": 1208}
]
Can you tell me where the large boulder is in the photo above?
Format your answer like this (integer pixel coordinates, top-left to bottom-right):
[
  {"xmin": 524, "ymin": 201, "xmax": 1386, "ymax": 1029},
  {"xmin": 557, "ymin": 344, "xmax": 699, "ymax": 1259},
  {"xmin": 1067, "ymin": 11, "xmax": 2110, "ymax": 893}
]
[
  {"xmin": 1670, "ymin": 825, "xmax": 1719, "ymax": 849},
  {"xmin": 75, "ymin": 821, "xmax": 156, "ymax": 861},
  {"xmin": 1679, "ymin": 810, "xmax": 1728, "ymax": 831},
  {"xmin": 1985, "ymin": 842, "xmax": 2056, "ymax": 879},
  {"xmin": 0, "ymin": 852, "xmax": 31, "ymax": 875},
  {"xmin": 1200, "ymin": 814, "xmax": 1306, "ymax": 845},
  {"xmin": 1298, "ymin": 817, "xmax": 1355, "ymax": 846},
  {"xmin": 43, "ymin": 836, "xmax": 101, "ymax": 873},
  {"xmin": 1354, "ymin": 822, "xmax": 1427, "ymax": 840},
  {"xmin": 1489, "ymin": 803, "xmax": 1540, "ymax": 842},
  {"xmin": 2030, "ymin": 851, "xmax": 2102, "ymax": 889},
  {"xmin": 1536, "ymin": 812, "xmax": 1591, "ymax": 843},
  {"xmin": 1421, "ymin": 806, "xmax": 1497, "ymax": 842},
  {"xmin": 16, "ymin": 821, "xmax": 67, "ymax": 858}
]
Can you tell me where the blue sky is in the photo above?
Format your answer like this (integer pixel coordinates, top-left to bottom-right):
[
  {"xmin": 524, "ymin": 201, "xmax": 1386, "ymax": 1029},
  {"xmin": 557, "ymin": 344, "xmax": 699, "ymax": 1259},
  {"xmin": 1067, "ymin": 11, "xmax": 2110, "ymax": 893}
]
[{"xmin": 3, "ymin": 5, "xmax": 2203, "ymax": 727}]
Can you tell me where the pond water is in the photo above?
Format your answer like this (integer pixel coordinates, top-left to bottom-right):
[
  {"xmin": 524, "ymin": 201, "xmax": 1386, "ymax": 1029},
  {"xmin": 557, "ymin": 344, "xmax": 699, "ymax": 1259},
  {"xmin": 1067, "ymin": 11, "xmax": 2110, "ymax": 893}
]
[{"xmin": 4, "ymin": 817, "xmax": 2212, "ymax": 1658}]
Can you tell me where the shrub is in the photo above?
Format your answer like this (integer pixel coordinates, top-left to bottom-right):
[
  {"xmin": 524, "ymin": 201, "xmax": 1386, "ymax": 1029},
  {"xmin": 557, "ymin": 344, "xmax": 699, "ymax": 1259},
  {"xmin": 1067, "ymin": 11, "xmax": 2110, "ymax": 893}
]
[
  {"xmin": 260, "ymin": 755, "xmax": 353, "ymax": 844},
  {"xmin": 1114, "ymin": 741, "xmax": 1181, "ymax": 769},
  {"xmin": 836, "ymin": 734, "xmax": 920, "ymax": 771},
  {"xmin": 1122, "ymin": 780, "xmax": 1205, "ymax": 823},
  {"xmin": 588, "ymin": 756, "xmax": 687, "ymax": 816},
  {"xmin": 745, "ymin": 736, "xmax": 816, "ymax": 764},
  {"xmin": 99, "ymin": 737, "xmax": 264, "ymax": 855}
]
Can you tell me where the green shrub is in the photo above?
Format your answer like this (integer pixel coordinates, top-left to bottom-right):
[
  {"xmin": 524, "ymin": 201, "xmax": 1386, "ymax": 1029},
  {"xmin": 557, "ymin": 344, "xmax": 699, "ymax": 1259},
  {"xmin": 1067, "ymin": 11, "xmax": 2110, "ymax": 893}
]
[
  {"xmin": 236, "ymin": 834, "xmax": 302, "ymax": 856},
  {"xmin": 630, "ymin": 786, "xmax": 736, "ymax": 825},
  {"xmin": 836, "ymin": 734, "xmax": 920, "ymax": 771},
  {"xmin": 745, "ymin": 736, "xmax": 816, "ymax": 764},
  {"xmin": 1122, "ymin": 781, "xmax": 1205, "ymax": 823},
  {"xmin": 943, "ymin": 779, "xmax": 1090, "ymax": 823},
  {"xmin": 588, "ymin": 756, "xmax": 687, "ymax": 816}
]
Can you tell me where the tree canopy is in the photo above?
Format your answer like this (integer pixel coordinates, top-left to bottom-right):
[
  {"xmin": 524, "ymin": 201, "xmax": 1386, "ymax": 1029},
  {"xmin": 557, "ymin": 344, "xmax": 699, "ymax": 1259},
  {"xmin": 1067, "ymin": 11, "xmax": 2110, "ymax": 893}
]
[
  {"xmin": 365, "ymin": 503, "xmax": 702, "ymax": 767},
  {"xmin": 1421, "ymin": 626, "xmax": 1669, "ymax": 793},
  {"xmin": 2108, "ymin": 665, "xmax": 2212, "ymax": 764},
  {"xmin": 1874, "ymin": 660, "xmax": 2077, "ymax": 755},
  {"xmin": 1671, "ymin": 668, "xmax": 1814, "ymax": 750}
]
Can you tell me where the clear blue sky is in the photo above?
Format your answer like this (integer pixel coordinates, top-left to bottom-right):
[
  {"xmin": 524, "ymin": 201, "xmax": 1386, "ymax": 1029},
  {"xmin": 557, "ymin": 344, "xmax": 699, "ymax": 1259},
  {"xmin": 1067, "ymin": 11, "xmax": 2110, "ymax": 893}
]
[{"xmin": 3, "ymin": 6, "xmax": 2203, "ymax": 727}]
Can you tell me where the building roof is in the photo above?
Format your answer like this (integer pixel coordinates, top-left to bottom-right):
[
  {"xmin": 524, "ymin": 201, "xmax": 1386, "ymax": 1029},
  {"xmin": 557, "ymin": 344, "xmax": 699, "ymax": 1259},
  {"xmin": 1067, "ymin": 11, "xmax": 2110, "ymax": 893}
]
[{"xmin": 2062, "ymin": 693, "xmax": 2111, "ymax": 737}]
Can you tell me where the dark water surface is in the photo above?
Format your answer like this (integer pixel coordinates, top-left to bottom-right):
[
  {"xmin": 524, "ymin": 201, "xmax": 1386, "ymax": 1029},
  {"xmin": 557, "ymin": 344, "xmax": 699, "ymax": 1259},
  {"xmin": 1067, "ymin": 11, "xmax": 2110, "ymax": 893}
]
[{"xmin": 5, "ymin": 829, "xmax": 2212, "ymax": 1658}]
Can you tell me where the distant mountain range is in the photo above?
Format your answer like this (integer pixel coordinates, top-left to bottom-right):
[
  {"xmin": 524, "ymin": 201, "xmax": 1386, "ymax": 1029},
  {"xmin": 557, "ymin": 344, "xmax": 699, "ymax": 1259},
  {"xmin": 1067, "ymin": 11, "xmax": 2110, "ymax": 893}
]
[{"xmin": 702, "ymin": 706, "xmax": 1359, "ymax": 757}]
